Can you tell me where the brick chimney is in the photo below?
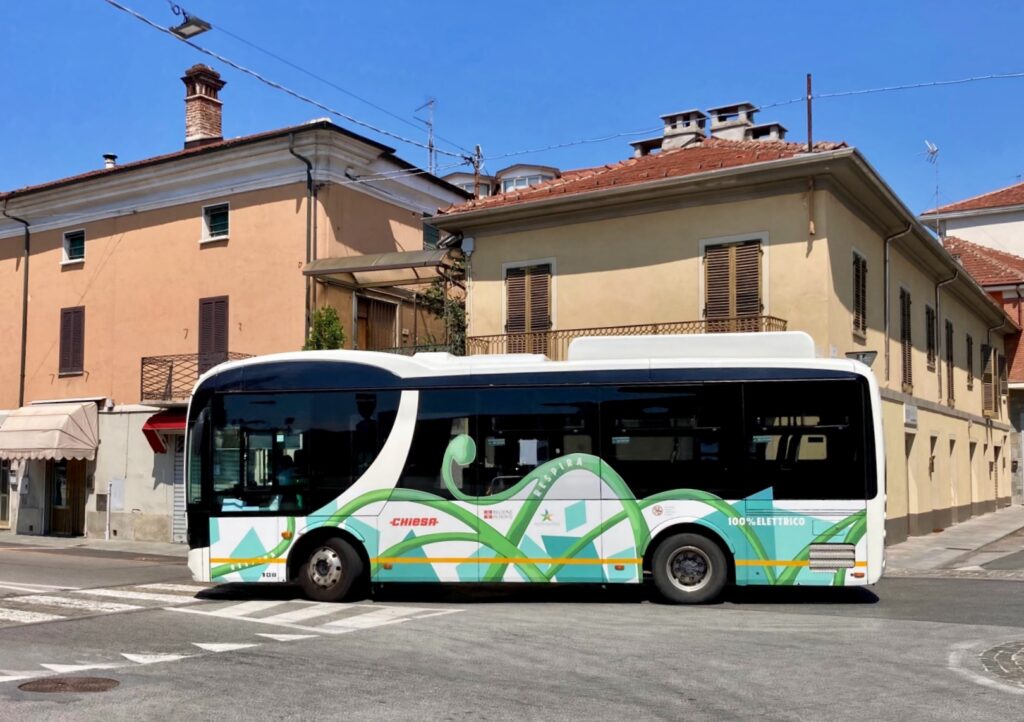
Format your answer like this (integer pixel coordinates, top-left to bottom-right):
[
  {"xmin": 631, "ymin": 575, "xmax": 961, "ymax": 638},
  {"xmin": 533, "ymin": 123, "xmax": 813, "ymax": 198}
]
[{"xmin": 181, "ymin": 65, "xmax": 226, "ymax": 149}]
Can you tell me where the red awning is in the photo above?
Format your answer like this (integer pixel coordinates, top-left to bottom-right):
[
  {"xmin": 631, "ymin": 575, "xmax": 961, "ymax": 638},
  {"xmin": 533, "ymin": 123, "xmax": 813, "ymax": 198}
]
[{"xmin": 142, "ymin": 409, "xmax": 187, "ymax": 454}]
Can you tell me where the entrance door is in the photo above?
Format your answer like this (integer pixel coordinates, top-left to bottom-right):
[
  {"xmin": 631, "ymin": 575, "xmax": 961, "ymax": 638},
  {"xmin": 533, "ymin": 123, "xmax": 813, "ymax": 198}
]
[
  {"xmin": 0, "ymin": 461, "xmax": 10, "ymax": 529},
  {"xmin": 357, "ymin": 298, "xmax": 397, "ymax": 350},
  {"xmin": 172, "ymin": 436, "xmax": 187, "ymax": 543},
  {"xmin": 49, "ymin": 459, "xmax": 86, "ymax": 536}
]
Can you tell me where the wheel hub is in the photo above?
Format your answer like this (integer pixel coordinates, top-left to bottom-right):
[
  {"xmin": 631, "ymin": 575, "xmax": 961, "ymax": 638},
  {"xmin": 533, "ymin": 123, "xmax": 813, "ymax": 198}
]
[
  {"xmin": 308, "ymin": 547, "xmax": 343, "ymax": 589},
  {"xmin": 667, "ymin": 546, "xmax": 712, "ymax": 592}
]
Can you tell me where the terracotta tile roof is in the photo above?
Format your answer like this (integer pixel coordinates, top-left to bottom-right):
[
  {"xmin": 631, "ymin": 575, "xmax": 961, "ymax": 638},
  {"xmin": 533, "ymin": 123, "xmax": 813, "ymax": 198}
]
[
  {"xmin": 924, "ymin": 180, "xmax": 1024, "ymax": 215},
  {"xmin": 943, "ymin": 236, "xmax": 1024, "ymax": 286},
  {"xmin": 438, "ymin": 137, "xmax": 847, "ymax": 215}
]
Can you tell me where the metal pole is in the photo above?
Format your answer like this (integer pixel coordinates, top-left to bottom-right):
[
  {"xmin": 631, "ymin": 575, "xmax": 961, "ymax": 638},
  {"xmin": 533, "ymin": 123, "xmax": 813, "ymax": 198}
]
[{"xmin": 806, "ymin": 73, "xmax": 813, "ymax": 153}]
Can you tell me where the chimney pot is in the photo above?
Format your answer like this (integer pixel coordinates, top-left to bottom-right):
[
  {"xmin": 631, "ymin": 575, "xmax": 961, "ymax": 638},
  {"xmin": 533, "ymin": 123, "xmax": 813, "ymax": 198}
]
[
  {"xmin": 102, "ymin": 153, "xmax": 117, "ymax": 169},
  {"xmin": 707, "ymin": 102, "xmax": 757, "ymax": 140},
  {"xmin": 181, "ymin": 64, "xmax": 226, "ymax": 149}
]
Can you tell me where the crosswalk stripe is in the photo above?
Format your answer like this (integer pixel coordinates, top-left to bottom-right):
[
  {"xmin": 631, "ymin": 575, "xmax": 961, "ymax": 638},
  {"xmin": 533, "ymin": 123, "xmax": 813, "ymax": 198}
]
[
  {"xmin": 41, "ymin": 663, "xmax": 125, "ymax": 674},
  {"xmin": 138, "ymin": 584, "xmax": 209, "ymax": 594},
  {"xmin": 0, "ymin": 581, "xmax": 76, "ymax": 594},
  {"xmin": 11, "ymin": 595, "xmax": 142, "ymax": 613},
  {"xmin": 323, "ymin": 606, "xmax": 425, "ymax": 630},
  {"xmin": 0, "ymin": 607, "xmax": 65, "ymax": 623},
  {"xmin": 257, "ymin": 604, "xmax": 343, "ymax": 625},
  {"xmin": 204, "ymin": 600, "xmax": 290, "ymax": 618},
  {"xmin": 192, "ymin": 643, "xmax": 261, "ymax": 653},
  {"xmin": 256, "ymin": 633, "xmax": 319, "ymax": 642},
  {"xmin": 121, "ymin": 653, "xmax": 192, "ymax": 665},
  {"xmin": 74, "ymin": 589, "xmax": 199, "ymax": 605}
]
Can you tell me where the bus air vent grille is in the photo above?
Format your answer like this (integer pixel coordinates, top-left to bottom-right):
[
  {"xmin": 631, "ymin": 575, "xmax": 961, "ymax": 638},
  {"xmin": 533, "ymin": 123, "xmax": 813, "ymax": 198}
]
[{"xmin": 808, "ymin": 543, "xmax": 856, "ymax": 572}]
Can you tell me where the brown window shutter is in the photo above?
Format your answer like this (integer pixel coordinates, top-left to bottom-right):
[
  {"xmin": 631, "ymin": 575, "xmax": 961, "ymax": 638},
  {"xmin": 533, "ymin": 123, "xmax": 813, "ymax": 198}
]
[
  {"xmin": 853, "ymin": 255, "xmax": 867, "ymax": 333},
  {"xmin": 59, "ymin": 306, "xmax": 84, "ymax": 374},
  {"xmin": 998, "ymin": 351, "xmax": 1008, "ymax": 397},
  {"xmin": 945, "ymin": 320, "xmax": 954, "ymax": 403},
  {"xmin": 966, "ymin": 335, "xmax": 974, "ymax": 389},
  {"xmin": 704, "ymin": 244, "xmax": 732, "ymax": 323},
  {"xmin": 505, "ymin": 267, "xmax": 527, "ymax": 334},
  {"xmin": 733, "ymin": 241, "xmax": 761, "ymax": 318},
  {"xmin": 199, "ymin": 296, "xmax": 228, "ymax": 373},
  {"xmin": 925, "ymin": 306, "xmax": 936, "ymax": 368},
  {"xmin": 981, "ymin": 344, "xmax": 994, "ymax": 416},
  {"xmin": 900, "ymin": 289, "xmax": 912, "ymax": 389},
  {"xmin": 527, "ymin": 265, "xmax": 551, "ymax": 332}
]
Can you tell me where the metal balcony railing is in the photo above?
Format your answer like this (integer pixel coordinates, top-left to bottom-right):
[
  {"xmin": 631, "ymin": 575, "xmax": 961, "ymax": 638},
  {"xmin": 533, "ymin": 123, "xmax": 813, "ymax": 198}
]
[
  {"xmin": 369, "ymin": 343, "xmax": 464, "ymax": 356},
  {"xmin": 466, "ymin": 316, "xmax": 787, "ymax": 361},
  {"xmin": 140, "ymin": 352, "xmax": 251, "ymax": 402}
]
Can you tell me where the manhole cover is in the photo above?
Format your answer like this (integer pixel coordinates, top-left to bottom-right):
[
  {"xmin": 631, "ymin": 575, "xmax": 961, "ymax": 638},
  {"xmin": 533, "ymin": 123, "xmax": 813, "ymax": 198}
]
[
  {"xmin": 980, "ymin": 641, "xmax": 1024, "ymax": 687},
  {"xmin": 18, "ymin": 677, "xmax": 120, "ymax": 693}
]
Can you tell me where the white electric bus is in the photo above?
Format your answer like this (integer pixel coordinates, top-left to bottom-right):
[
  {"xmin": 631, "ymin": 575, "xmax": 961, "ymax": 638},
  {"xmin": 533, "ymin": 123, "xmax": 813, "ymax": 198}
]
[{"xmin": 185, "ymin": 332, "xmax": 884, "ymax": 604}]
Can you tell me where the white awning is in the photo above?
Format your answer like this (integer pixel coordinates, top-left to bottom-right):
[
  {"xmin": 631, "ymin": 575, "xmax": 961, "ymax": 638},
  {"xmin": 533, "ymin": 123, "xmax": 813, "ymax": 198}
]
[{"xmin": 0, "ymin": 403, "xmax": 99, "ymax": 461}]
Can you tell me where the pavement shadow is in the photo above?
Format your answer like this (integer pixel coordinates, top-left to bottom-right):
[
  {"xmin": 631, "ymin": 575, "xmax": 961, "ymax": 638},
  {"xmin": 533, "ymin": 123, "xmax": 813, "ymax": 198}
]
[{"xmin": 722, "ymin": 585, "xmax": 880, "ymax": 605}]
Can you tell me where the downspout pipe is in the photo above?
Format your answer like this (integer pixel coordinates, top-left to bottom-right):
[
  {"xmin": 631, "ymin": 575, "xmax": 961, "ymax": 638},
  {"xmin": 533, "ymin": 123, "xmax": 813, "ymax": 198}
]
[
  {"xmin": 935, "ymin": 268, "xmax": 958, "ymax": 399},
  {"xmin": 2, "ymin": 204, "xmax": 30, "ymax": 407},
  {"xmin": 987, "ymin": 316, "xmax": 1008, "ymax": 420},
  {"xmin": 289, "ymin": 134, "xmax": 314, "ymax": 342},
  {"xmin": 884, "ymin": 225, "xmax": 913, "ymax": 382}
]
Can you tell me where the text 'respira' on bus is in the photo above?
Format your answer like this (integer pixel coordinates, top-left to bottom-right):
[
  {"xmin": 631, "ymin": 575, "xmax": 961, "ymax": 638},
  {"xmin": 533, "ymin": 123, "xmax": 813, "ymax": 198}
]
[{"xmin": 184, "ymin": 332, "xmax": 884, "ymax": 604}]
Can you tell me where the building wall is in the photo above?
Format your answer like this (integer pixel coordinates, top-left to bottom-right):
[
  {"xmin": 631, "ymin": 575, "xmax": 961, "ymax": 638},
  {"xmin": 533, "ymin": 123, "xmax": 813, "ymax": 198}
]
[
  {"xmin": 2, "ymin": 183, "xmax": 310, "ymax": 408},
  {"xmin": 463, "ymin": 186, "xmax": 1013, "ymax": 544},
  {"xmin": 318, "ymin": 182, "xmax": 426, "ymax": 259},
  {"xmin": 942, "ymin": 211, "xmax": 1024, "ymax": 255}
]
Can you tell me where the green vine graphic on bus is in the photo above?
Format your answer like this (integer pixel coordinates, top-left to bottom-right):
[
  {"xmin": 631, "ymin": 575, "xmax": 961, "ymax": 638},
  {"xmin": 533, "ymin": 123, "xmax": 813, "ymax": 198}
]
[{"xmin": 209, "ymin": 434, "xmax": 868, "ymax": 585}]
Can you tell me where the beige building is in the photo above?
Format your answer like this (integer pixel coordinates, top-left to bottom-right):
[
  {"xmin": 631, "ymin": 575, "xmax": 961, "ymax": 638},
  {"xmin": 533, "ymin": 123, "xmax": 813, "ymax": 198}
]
[
  {"xmin": 0, "ymin": 65, "xmax": 466, "ymax": 541},
  {"xmin": 433, "ymin": 106, "xmax": 1017, "ymax": 544}
]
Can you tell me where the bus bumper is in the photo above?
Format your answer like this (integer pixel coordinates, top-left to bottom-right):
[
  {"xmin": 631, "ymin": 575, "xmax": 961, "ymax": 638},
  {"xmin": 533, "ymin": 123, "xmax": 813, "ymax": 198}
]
[{"xmin": 188, "ymin": 546, "xmax": 211, "ymax": 583}]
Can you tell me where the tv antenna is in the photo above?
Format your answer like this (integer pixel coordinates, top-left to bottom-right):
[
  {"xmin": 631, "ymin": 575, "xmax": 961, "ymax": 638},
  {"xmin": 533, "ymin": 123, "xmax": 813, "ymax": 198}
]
[
  {"xmin": 415, "ymin": 98, "xmax": 437, "ymax": 175},
  {"xmin": 924, "ymin": 140, "xmax": 940, "ymax": 226}
]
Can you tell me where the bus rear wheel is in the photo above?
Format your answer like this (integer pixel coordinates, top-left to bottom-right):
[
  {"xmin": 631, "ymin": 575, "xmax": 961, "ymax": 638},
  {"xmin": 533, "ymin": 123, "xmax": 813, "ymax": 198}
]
[
  {"xmin": 651, "ymin": 533, "xmax": 727, "ymax": 604},
  {"xmin": 299, "ymin": 537, "xmax": 364, "ymax": 603}
]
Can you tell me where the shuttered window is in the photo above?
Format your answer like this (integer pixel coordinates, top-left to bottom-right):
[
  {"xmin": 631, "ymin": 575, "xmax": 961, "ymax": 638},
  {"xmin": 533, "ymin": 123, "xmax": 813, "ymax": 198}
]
[
  {"xmin": 925, "ymin": 305, "xmax": 937, "ymax": 370},
  {"xmin": 705, "ymin": 241, "xmax": 761, "ymax": 330},
  {"xmin": 198, "ymin": 296, "xmax": 229, "ymax": 374},
  {"xmin": 981, "ymin": 344, "xmax": 996, "ymax": 417},
  {"xmin": 899, "ymin": 289, "xmax": 912, "ymax": 392},
  {"xmin": 59, "ymin": 306, "xmax": 85, "ymax": 375},
  {"xmin": 966, "ymin": 335, "xmax": 974, "ymax": 390},
  {"xmin": 945, "ymin": 319, "xmax": 954, "ymax": 404},
  {"xmin": 202, "ymin": 204, "xmax": 229, "ymax": 240},
  {"xmin": 505, "ymin": 264, "xmax": 551, "ymax": 354},
  {"xmin": 852, "ymin": 252, "xmax": 867, "ymax": 334}
]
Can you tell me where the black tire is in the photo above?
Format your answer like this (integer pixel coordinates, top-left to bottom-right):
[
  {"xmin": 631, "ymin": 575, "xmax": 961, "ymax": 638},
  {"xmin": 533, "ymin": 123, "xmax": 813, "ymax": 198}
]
[
  {"xmin": 298, "ymin": 537, "xmax": 365, "ymax": 603},
  {"xmin": 651, "ymin": 532, "xmax": 728, "ymax": 604}
]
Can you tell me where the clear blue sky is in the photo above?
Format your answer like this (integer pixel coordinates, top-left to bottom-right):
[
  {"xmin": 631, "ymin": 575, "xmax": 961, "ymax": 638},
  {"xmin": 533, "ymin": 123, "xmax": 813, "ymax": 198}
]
[{"xmin": 3, "ymin": 0, "xmax": 1023, "ymax": 213}]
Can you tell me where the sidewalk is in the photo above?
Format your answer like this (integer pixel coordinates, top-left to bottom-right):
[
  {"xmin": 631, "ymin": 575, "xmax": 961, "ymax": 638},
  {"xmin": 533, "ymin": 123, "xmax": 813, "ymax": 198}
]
[
  {"xmin": 0, "ymin": 530, "xmax": 188, "ymax": 558},
  {"xmin": 885, "ymin": 505, "xmax": 1024, "ymax": 572}
]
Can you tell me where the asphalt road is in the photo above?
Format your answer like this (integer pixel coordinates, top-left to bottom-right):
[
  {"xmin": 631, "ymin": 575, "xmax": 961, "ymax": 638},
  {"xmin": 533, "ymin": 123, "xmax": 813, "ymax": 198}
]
[{"xmin": 1, "ymin": 544, "xmax": 1023, "ymax": 721}]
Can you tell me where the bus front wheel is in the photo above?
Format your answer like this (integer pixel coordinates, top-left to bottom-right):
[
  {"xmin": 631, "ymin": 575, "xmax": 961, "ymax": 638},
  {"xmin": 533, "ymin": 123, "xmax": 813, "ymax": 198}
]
[
  {"xmin": 651, "ymin": 533, "xmax": 727, "ymax": 604},
  {"xmin": 299, "ymin": 537, "xmax": 364, "ymax": 603}
]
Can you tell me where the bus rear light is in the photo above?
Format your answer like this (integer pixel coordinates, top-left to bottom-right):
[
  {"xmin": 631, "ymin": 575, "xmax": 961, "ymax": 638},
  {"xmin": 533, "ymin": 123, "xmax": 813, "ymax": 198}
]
[
  {"xmin": 383, "ymin": 563, "xmax": 393, "ymax": 570},
  {"xmin": 852, "ymin": 571, "xmax": 865, "ymax": 579},
  {"xmin": 614, "ymin": 564, "xmax": 625, "ymax": 571}
]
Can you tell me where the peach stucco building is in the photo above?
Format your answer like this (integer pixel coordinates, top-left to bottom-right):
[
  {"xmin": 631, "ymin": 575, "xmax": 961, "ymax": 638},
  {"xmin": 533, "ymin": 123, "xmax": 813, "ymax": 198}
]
[{"xmin": 0, "ymin": 65, "xmax": 466, "ymax": 541}]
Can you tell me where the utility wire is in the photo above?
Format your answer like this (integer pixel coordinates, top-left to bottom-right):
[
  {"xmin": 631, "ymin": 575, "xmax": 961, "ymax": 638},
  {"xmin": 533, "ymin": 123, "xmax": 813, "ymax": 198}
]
[
  {"xmin": 101, "ymin": 0, "xmax": 467, "ymax": 160},
  {"xmin": 210, "ymin": 22, "xmax": 474, "ymax": 156}
]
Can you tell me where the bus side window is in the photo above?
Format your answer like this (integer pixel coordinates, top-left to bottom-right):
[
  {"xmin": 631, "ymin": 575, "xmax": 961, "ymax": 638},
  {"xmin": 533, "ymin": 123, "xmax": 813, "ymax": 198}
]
[
  {"xmin": 743, "ymin": 380, "xmax": 864, "ymax": 500},
  {"xmin": 600, "ymin": 384, "xmax": 739, "ymax": 499},
  {"xmin": 400, "ymin": 389, "xmax": 479, "ymax": 498}
]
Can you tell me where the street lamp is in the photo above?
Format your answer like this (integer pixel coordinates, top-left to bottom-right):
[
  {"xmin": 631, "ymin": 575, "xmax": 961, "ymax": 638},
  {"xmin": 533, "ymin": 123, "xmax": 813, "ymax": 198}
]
[{"xmin": 169, "ymin": 5, "xmax": 211, "ymax": 39}]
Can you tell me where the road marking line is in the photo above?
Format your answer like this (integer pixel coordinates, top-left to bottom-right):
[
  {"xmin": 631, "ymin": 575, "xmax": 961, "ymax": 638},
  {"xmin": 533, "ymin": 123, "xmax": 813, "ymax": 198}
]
[
  {"xmin": 947, "ymin": 641, "xmax": 1024, "ymax": 696},
  {"xmin": 256, "ymin": 633, "xmax": 319, "ymax": 642},
  {"xmin": 11, "ymin": 595, "xmax": 142, "ymax": 613},
  {"xmin": 203, "ymin": 600, "xmax": 290, "ymax": 618},
  {"xmin": 0, "ymin": 581, "xmax": 76, "ymax": 593},
  {"xmin": 0, "ymin": 607, "xmax": 65, "ymax": 623},
  {"xmin": 192, "ymin": 643, "xmax": 261, "ymax": 653},
  {"xmin": 323, "ymin": 606, "xmax": 426, "ymax": 630},
  {"xmin": 74, "ymin": 588, "xmax": 200, "ymax": 605},
  {"xmin": 121, "ymin": 653, "xmax": 193, "ymax": 665},
  {"xmin": 0, "ymin": 673, "xmax": 42, "ymax": 683},
  {"xmin": 138, "ymin": 583, "xmax": 209, "ymax": 594},
  {"xmin": 257, "ymin": 604, "xmax": 345, "ymax": 625},
  {"xmin": 41, "ymin": 663, "xmax": 125, "ymax": 674}
]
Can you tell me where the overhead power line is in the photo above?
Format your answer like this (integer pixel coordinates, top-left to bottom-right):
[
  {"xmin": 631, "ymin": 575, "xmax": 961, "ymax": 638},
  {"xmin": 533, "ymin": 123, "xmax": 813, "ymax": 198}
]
[{"xmin": 101, "ymin": 0, "xmax": 467, "ymax": 160}]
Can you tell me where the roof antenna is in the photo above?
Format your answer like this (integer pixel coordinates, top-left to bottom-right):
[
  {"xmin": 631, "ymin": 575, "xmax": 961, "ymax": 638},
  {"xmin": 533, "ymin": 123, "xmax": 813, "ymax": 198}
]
[
  {"xmin": 925, "ymin": 140, "xmax": 940, "ymax": 235},
  {"xmin": 415, "ymin": 99, "xmax": 436, "ymax": 175}
]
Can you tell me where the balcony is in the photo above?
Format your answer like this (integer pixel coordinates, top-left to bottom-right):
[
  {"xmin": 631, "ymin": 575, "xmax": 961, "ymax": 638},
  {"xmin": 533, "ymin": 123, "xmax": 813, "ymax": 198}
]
[
  {"xmin": 140, "ymin": 352, "xmax": 252, "ymax": 403},
  {"xmin": 369, "ymin": 343, "xmax": 464, "ymax": 356},
  {"xmin": 465, "ymin": 316, "xmax": 787, "ymax": 361}
]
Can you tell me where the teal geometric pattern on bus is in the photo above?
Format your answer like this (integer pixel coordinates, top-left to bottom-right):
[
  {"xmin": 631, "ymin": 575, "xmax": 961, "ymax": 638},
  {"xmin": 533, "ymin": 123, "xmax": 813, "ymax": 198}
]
[{"xmin": 209, "ymin": 434, "xmax": 868, "ymax": 586}]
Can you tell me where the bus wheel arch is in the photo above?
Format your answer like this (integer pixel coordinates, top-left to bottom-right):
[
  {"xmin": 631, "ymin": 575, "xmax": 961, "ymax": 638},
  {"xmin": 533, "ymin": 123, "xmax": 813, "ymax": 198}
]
[
  {"xmin": 643, "ymin": 522, "xmax": 735, "ymax": 588},
  {"xmin": 288, "ymin": 527, "xmax": 370, "ymax": 600}
]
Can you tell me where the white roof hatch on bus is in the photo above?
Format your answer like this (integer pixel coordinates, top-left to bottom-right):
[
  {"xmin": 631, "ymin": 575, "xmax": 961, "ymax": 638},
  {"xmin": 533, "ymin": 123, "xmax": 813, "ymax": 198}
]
[{"xmin": 567, "ymin": 332, "xmax": 816, "ymax": 361}]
